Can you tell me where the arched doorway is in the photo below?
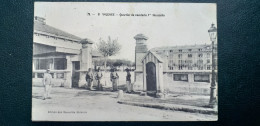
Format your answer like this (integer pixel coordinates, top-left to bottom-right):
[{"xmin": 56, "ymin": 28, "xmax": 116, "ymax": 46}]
[{"xmin": 146, "ymin": 62, "xmax": 156, "ymax": 95}]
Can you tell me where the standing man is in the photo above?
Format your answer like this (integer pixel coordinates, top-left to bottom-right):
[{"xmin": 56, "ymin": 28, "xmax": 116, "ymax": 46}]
[
  {"xmin": 42, "ymin": 69, "xmax": 53, "ymax": 100},
  {"xmin": 110, "ymin": 68, "xmax": 119, "ymax": 91},
  {"xmin": 86, "ymin": 68, "xmax": 94, "ymax": 90},
  {"xmin": 95, "ymin": 67, "xmax": 103, "ymax": 91},
  {"xmin": 126, "ymin": 68, "xmax": 132, "ymax": 93}
]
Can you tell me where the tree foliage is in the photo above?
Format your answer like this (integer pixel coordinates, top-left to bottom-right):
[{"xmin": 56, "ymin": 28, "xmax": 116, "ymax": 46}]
[
  {"xmin": 93, "ymin": 59, "xmax": 134, "ymax": 67},
  {"xmin": 96, "ymin": 36, "xmax": 122, "ymax": 71},
  {"xmin": 97, "ymin": 36, "xmax": 121, "ymax": 57}
]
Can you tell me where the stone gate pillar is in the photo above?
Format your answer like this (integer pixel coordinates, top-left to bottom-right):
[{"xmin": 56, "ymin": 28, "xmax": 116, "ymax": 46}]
[
  {"xmin": 134, "ymin": 34, "xmax": 148, "ymax": 86},
  {"xmin": 78, "ymin": 38, "xmax": 93, "ymax": 87},
  {"xmin": 64, "ymin": 55, "xmax": 72, "ymax": 88}
]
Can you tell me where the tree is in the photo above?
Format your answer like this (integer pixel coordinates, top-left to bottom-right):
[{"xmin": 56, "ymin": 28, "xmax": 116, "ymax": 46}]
[{"xmin": 97, "ymin": 36, "xmax": 121, "ymax": 71}]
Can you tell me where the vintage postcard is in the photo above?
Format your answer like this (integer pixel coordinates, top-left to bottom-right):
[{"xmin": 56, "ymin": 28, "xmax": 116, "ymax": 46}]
[{"xmin": 32, "ymin": 2, "xmax": 218, "ymax": 121}]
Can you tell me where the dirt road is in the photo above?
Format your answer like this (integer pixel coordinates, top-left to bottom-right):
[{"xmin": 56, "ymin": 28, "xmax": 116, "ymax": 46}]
[{"xmin": 32, "ymin": 87, "xmax": 217, "ymax": 121}]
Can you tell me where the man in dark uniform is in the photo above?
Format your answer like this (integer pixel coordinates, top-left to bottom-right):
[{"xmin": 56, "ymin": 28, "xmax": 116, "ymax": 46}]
[
  {"xmin": 110, "ymin": 68, "xmax": 119, "ymax": 91},
  {"xmin": 86, "ymin": 68, "xmax": 94, "ymax": 90}
]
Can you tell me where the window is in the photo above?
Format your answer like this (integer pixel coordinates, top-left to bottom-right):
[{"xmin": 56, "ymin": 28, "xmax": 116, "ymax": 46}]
[
  {"xmin": 178, "ymin": 65, "xmax": 183, "ymax": 70},
  {"xmin": 33, "ymin": 59, "xmax": 39, "ymax": 70},
  {"xmin": 207, "ymin": 59, "xmax": 210, "ymax": 63},
  {"xmin": 188, "ymin": 54, "xmax": 192, "ymax": 58},
  {"xmin": 197, "ymin": 60, "xmax": 203, "ymax": 70},
  {"xmin": 37, "ymin": 58, "xmax": 53, "ymax": 70},
  {"xmin": 174, "ymin": 74, "xmax": 188, "ymax": 81},
  {"xmin": 178, "ymin": 54, "xmax": 182, "ymax": 58},
  {"xmin": 54, "ymin": 58, "xmax": 67, "ymax": 70},
  {"xmin": 198, "ymin": 48, "xmax": 202, "ymax": 51},
  {"xmin": 207, "ymin": 65, "xmax": 211, "ymax": 70},
  {"xmin": 37, "ymin": 73, "xmax": 44, "ymax": 78},
  {"xmin": 179, "ymin": 49, "xmax": 182, "ymax": 53},
  {"xmin": 198, "ymin": 67, "xmax": 204, "ymax": 70},
  {"xmin": 198, "ymin": 54, "xmax": 203, "ymax": 57},
  {"xmin": 170, "ymin": 50, "xmax": 173, "ymax": 52},
  {"xmin": 194, "ymin": 74, "xmax": 210, "ymax": 82},
  {"xmin": 188, "ymin": 49, "xmax": 192, "ymax": 52},
  {"xmin": 178, "ymin": 60, "xmax": 183, "ymax": 70}
]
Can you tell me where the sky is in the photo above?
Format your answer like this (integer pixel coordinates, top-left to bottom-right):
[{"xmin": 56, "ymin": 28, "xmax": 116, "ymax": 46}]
[{"xmin": 34, "ymin": 2, "xmax": 217, "ymax": 62}]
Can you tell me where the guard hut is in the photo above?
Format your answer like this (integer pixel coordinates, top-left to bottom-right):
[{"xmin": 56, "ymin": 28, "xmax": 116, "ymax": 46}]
[{"xmin": 141, "ymin": 51, "xmax": 164, "ymax": 98}]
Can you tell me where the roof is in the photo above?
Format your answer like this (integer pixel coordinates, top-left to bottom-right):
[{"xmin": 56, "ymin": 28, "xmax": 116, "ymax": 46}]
[
  {"xmin": 34, "ymin": 20, "xmax": 82, "ymax": 41},
  {"xmin": 141, "ymin": 50, "xmax": 164, "ymax": 63},
  {"xmin": 134, "ymin": 34, "xmax": 148, "ymax": 40},
  {"xmin": 150, "ymin": 44, "xmax": 212, "ymax": 51}
]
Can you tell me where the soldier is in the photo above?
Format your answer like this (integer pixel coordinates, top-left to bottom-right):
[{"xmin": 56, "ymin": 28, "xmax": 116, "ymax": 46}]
[
  {"xmin": 86, "ymin": 68, "xmax": 94, "ymax": 90},
  {"xmin": 95, "ymin": 67, "xmax": 103, "ymax": 91},
  {"xmin": 42, "ymin": 69, "xmax": 53, "ymax": 100},
  {"xmin": 110, "ymin": 68, "xmax": 119, "ymax": 91},
  {"xmin": 126, "ymin": 68, "xmax": 132, "ymax": 93}
]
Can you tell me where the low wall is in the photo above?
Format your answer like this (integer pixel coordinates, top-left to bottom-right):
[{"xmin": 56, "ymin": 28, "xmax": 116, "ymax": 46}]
[
  {"xmin": 33, "ymin": 78, "xmax": 65, "ymax": 87},
  {"xmin": 33, "ymin": 71, "xmax": 136, "ymax": 88},
  {"xmin": 163, "ymin": 73, "xmax": 210, "ymax": 95}
]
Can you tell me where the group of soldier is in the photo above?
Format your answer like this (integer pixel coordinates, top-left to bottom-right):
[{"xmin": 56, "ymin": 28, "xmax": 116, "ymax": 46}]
[
  {"xmin": 42, "ymin": 67, "xmax": 133, "ymax": 100},
  {"xmin": 85, "ymin": 67, "xmax": 133, "ymax": 93}
]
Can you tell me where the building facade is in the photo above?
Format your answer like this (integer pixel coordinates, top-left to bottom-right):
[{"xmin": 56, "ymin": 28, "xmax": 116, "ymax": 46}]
[
  {"xmin": 32, "ymin": 16, "xmax": 101, "ymax": 88},
  {"xmin": 151, "ymin": 44, "xmax": 213, "ymax": 71}
]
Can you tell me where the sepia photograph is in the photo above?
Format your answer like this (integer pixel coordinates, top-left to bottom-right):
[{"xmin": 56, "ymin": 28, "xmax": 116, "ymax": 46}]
[{"xmin": 32, "ymin": 2, "xmax": 218, "ymax": 121}]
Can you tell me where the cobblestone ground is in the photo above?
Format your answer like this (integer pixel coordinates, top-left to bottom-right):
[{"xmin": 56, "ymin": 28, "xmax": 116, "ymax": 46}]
[{"xmin": 32, "ymin": 87, "xmax": 217, "ymax": 121}]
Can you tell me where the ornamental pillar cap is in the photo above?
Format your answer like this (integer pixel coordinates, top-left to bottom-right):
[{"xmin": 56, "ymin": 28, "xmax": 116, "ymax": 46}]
[
  {"xmin": 134, "ymin": 34, "xmax": 148, "ymax": 40},
  {"xmin": 80, "ymin": 38, "xmax": 93, "ymax": 44}
]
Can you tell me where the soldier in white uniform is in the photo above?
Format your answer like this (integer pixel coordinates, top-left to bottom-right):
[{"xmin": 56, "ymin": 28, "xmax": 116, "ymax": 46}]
[
  {"xmin": 95, "ymin": 67, "xmax": 103, "ymax": 91},
  {"xmin": 110, "ymin": 68, "xmax": 119, "ymax": 91},
  {"xmin": 125, "ymin": 68, "xmax": 132, "ymax": 93},
  {"xmin": 43, "ymin": 69, "xmax": 53, "ymax": 100}
]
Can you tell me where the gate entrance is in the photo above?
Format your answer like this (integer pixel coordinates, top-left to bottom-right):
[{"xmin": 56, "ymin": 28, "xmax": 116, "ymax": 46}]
[
  {"xmin": 72, "ymin": 61, "xmax": 80, "ymax": 88},
  {"xmin": 146, "ymin": 62, "xmax": 156, "ymax": 95}
]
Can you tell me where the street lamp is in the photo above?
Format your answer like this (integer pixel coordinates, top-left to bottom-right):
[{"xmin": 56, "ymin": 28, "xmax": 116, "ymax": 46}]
[{"xmin": 208, "ymin": 23, "xmax": 217, "ymax": 108}]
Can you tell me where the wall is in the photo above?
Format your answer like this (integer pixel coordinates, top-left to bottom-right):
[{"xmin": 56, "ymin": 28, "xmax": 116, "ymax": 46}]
[
  {"xmin": 34, "ymin": 33, "xmax": 81, "ymax": 51},
  {"xmin": 163, "ymin": 72, "xmax": 211, "ymax": 95},
  {"xmin": 33, "ymin": 43, "xmax": 56, "ymax": 55}
]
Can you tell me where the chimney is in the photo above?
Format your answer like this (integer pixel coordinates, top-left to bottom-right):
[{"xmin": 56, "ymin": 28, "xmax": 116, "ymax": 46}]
[{"xmin": 35, "ymin": 16, "xmax": 46, "ymax": 24}]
